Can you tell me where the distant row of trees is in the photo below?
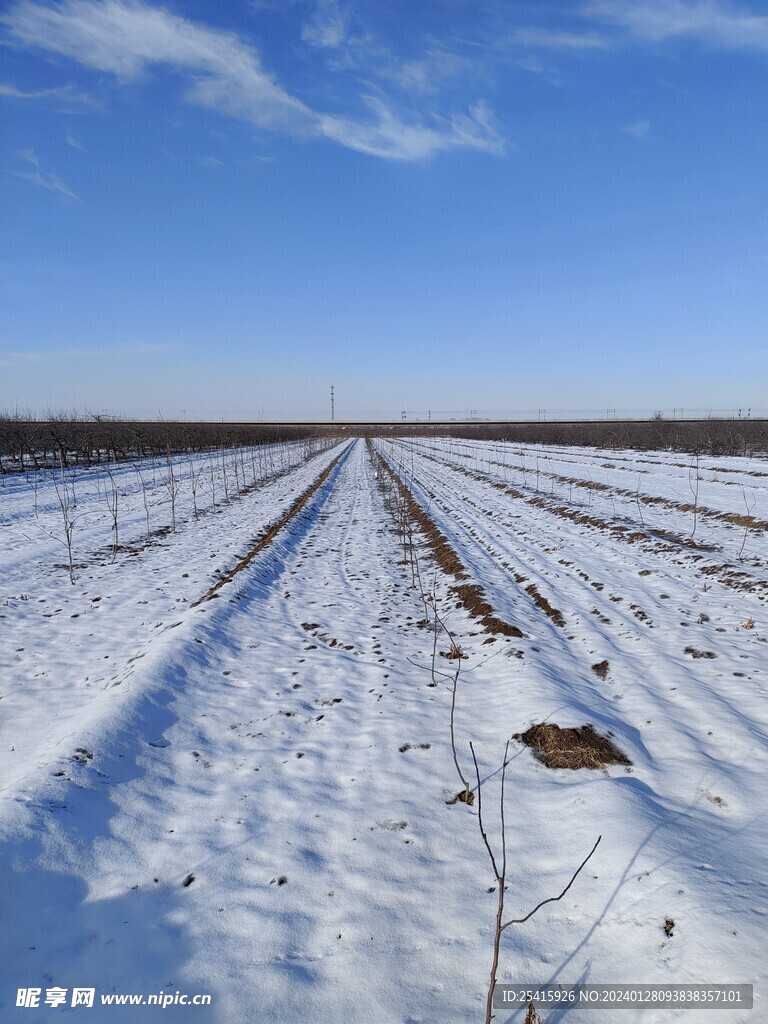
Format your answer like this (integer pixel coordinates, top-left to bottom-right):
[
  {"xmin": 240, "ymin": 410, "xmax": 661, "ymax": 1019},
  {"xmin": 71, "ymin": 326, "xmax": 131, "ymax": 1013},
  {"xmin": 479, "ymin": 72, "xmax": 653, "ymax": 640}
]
[
  {"xmin": 3, "ymin": 410, "xmax": 765, "ymax": 468},
  {"xmin": 0, "ymin": 410, "xmax": 336, "ymax": 473},
  {"xmin": 440, "ymin": 417, "xmax": 768, "ymax": 457}
]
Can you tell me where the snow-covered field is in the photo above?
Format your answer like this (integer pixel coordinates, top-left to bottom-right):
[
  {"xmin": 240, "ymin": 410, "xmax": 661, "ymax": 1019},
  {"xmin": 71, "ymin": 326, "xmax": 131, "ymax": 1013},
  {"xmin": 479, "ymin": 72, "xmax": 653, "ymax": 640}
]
[{"xmin": 1, "ymin": 436, "xmax": 766, "ymax": 1022}]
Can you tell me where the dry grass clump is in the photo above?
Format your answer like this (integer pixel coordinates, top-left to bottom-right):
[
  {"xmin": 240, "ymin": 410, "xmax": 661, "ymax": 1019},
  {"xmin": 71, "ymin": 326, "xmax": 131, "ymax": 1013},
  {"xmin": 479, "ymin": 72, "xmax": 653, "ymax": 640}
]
[
  {"xmin": 452, "ymin": 583, "xmax": 524, "ymax": 637},
  {"xmin": 525, "ymin": 582, "xmax": 565, "ymax": 626},
  {"xmin": 440, "ymin": 641, "xmax": 468, "ymax": 660},
  {"xmin": 591, "ymin": 659, "xmax": 610, "ymax": 679},
  {"xmin": 515, "ymin": 723, "xmax": 631, "ymax": 770}
]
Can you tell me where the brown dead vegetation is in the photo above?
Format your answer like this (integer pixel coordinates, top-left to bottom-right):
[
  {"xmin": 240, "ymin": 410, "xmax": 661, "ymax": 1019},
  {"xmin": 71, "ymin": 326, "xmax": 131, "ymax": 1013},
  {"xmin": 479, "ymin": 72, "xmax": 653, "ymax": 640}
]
[
  {"xmin": 514, "ymin": 723, "xmax": 631, "ymax": 770},
  {"xmin": 525, "ymin": 583, "xmax": 566, "ymax": 627},
  {"xmin": 416, "ymin": 449, "xmax": 768, "ymax": 597},
  {"xmin": 451, "ymin": 583, "xmax": 524, "ymax": 637},
  {"xmin": 684, "ymin": 647, "xmax": 718, "ymax": 659},
  {"xmin": 371, "ymin": 444, "xmax": 525, "ymax": 639}
]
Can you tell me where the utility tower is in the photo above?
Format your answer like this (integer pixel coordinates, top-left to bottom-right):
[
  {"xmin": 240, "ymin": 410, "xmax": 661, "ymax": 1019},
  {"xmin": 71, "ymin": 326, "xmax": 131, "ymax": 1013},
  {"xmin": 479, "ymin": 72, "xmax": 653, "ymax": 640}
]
[{"xmin": 330, "ymin": 385, "xmax": 335, "ymax": 422}]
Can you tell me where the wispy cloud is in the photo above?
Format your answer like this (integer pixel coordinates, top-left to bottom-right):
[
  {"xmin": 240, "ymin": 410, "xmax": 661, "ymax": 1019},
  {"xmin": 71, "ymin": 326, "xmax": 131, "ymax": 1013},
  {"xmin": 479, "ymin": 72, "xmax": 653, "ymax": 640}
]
[
  {"xmin": 585, "ymin": 1, "xmax": 768, "ymax": 51},
  {"xmin": 320, "ymin": 97, "xmax": 503, "ymax": 161},
  {"xmin": 65, "ymin": 130, "xmax": 86, "ymax": 150},
  {"xmin": 512, "ymin": 27, "xmax": 612, "ymax": 50},
  {"xmin": 11, "ymin": 148, "xmax": 79, "ymax": 200},
  {"xmin": 301, "ymin": 0, "xmax": 347, "ymax": 49},
  {"xmin": 622, "ymin": 118, "xmax": 650, "ymax": 139},
  {"xmin": 515, "ymin": 54, "xmax": 552, "ymax": 74},
  {"xmin": 375, "ymin": 47, "xmax": 472, "ymax": 96},
  {"xmin": 0, "ymin": 80, "xmax": 96, "ymax": 106},
  {"xmin": 3, "ymin": 0, "xmax": 501, "ymax": 161}
]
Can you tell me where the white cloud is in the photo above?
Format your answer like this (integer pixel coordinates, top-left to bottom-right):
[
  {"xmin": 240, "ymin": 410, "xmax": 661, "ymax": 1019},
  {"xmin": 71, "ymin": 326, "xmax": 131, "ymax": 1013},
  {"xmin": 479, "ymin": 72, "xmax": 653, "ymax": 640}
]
[
  {"xmin": 586, "ymin": 1, "xmax": 768, "ymax": 51},
  {"xmin": 11, "ymin": 148, "xmax": 79, "ymax": 200},
  {"xmin": 3, "ymin": 0, "xmax": 501, "ymax": 161},
  {"xmin": 377, "ymin": 48, "xmax": 471, "ymax": 96},
  {"xmin": 511, "ymin": 27, "xmax": 612, "ymax": 50},
  {"xmin": 65, "ymin": 130, "xmax": 86, "ymax": 150},
  {"xmin": 622, "ymin": 118, "xmax": 650, "ymax": 139},
  {"xmin": 5, "ymin": 0, "xmax": 313, "ymax": 129},
  {"xmin": 302, "ymin": 0, "xmax": 347, "ymax": 49},
  {"xmin": 320, "ymin": 96, "xmax": 504, "ymax": 161},
  {"xmin": 0, "ymin": 80, "xmax": 96, "ymax": 105},
  {"xmin": 515, "ymin": 54, "xmax": 549, "ymax": 74}
]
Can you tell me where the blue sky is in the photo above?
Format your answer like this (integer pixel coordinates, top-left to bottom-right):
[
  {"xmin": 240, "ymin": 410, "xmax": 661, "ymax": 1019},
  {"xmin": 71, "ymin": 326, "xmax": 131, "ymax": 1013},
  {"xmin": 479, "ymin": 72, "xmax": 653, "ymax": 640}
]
[{"xmin": 2, "ymin": 0, "xmax": 767, "ymax": 420}]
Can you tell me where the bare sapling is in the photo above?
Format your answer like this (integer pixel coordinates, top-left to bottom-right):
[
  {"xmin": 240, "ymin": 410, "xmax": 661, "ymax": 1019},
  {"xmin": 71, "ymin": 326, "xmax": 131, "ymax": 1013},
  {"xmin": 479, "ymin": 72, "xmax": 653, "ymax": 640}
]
[
  {"xmin": 164, "ymin": 447, "xmax": 179, "ymax": 532},
  {"xmin": 423, "ymin": 577, "xmax": 473, "ymax": 804},
  {"xmin": 30, "ymin": 468, "xmax": 41, "ymax": 518},
  {"xmin": 470, "ymin": 741, "xmax": 601, "ymax": 1024},
  {"xmin": 104, "ymin": 463, "xmax": 119, "ymax": 563},
  {"xmin": 449, "ymin": 665, "xmax": 472, "ymax": 804},
  {"xmin": 635, "ymin": 473, "xmax": 644, "ymax": 527},
  {"xmin": 249, "ymin": 446, "xmax": 258, "ymax": 488},
  {"xmin": 187, "ymin": 451, "xmax": 201, "ymax": 519},
  {"xmin": 49, "ymin": 454, "xmax": 88, "ymax": 583},
  {"xmin": 220, "ymin": 447, "xmax": 230, "ymax": 502},
  {"xmin": 231, "ymin": 447, "xmax": 240, "ymax": 495},
  {"xmin": 134, "ymin": 464, "xmax": 152, "ymax": 542},
  {"xmin": 738, "ymin": 485, "xmax": 756, "ymax": 561},
  {"xmin": 689, "ymin": 453, "xmax": 700, "ymax": 539},
  {"xmin": 401, "ymin": 482, "xmax": 418, "ymax": 588},
  {"xmin": 208, "ymin": 459, "xmax": 218, "ymax": 511}
]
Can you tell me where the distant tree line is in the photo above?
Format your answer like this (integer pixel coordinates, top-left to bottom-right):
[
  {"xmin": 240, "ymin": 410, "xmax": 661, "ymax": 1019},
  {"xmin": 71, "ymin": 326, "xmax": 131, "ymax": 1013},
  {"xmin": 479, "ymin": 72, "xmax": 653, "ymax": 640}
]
[
  {"xmin": 0, "ymin": 410, "xmax": 336, "ymax": 473},
  {"xmin": 288, "ymin": 418, "xmax": 767, "ymax": 457},
  {"xmin": 439, "ymin": 418, "xmax": 768, "ymax": 457},
  {"xmin": 3, "ymin": 411, "xmax": 764, "ymax": 469}
]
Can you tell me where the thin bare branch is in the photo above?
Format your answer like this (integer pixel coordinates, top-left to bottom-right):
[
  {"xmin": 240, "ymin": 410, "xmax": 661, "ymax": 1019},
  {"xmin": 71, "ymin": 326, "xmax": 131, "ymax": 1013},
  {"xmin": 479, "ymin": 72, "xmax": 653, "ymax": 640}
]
[
  {"xmin": 470, "ymin": 741, "xmax": 501, "ymax": 881},
  {"xmin": 500, "ymin": 835, "xmax": 602, "ymax": 932}
]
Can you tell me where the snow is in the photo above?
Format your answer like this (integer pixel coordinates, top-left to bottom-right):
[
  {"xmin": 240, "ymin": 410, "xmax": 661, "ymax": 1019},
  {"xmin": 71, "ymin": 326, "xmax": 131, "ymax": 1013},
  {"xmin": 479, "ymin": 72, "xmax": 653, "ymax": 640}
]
[{"xmin": 1, "ymin": 437, "xmax": 766, "ymax": 1022}]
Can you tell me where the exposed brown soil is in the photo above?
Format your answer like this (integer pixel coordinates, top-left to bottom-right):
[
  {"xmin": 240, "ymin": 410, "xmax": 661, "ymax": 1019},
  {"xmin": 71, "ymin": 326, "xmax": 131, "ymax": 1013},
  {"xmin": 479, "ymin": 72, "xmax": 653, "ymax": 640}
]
[
  {"xmin": 592, "ymin": 659, "xmax": 610, "ymax": 679},
  {"xmin": 515, "ymin": 723, "xmax": 631, "ymax": 769},
  {"xmin": 371, "ymin": 443, "xmax": 525, "ymax": 639}
]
